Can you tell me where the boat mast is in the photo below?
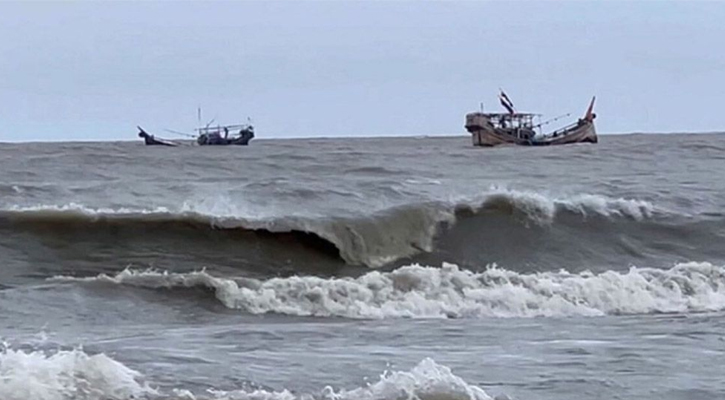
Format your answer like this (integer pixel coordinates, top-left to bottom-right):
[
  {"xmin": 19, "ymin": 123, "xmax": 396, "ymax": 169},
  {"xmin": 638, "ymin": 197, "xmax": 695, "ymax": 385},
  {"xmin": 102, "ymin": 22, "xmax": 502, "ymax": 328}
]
[{"xmin": 197, "ymin": 106, "xmax": 202, "ymax": 132}]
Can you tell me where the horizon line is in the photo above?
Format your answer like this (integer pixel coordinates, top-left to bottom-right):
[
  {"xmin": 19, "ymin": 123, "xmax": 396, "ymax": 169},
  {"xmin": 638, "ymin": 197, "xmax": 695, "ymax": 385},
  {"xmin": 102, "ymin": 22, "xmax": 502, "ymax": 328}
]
[{"xmin": 1, "ymin": 131, "xmax": 724, "ymax": 144}]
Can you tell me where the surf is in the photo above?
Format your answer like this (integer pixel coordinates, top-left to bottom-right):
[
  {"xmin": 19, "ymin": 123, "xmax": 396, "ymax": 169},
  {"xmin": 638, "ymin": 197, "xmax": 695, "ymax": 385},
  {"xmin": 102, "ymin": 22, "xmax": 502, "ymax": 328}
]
[
  {"xmin": 0, "ymin": 345, "xmax": 496, "ymax": 400},
  {"xmin": 52, "ymin": 261, "xmax": 725, "ymax": 319}
]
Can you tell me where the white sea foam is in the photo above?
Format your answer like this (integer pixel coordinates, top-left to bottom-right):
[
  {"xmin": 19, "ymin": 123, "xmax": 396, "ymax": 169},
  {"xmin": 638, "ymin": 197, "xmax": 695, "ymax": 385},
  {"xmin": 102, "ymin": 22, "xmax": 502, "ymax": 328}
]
[
  {"xmin": 321, "ymin": 358, "xmax": 492, "ymax": 400},
  {"xmin": 476, "ymin": 188, "xmax": 656, "ymax": 223},
  {"xmin": 177, "ymin": 358, "xmax": 493, "ymax": 400},
  {"xmin": 0, "ymin": 346, "xmax": 155, "ymax": 400},
  {"xmin": 0, "ymin": 345, "xmax": 496, "ymax": 400},
  {"xmin": 556, "ymin": 193, "xmax": 655, "ymax": 220},
  {"xmin": 5, "ymin": 202, "xmax": 174, "ymax": 218},
  {"xmin": 53, "ymin": 262, "xmax": 725, "ymax": 319}
]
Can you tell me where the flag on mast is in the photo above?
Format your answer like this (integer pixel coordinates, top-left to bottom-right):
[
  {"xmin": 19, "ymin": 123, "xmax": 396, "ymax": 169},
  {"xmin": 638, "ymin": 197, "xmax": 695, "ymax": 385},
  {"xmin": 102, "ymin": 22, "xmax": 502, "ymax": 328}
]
[{"xmin": 498, "ymin": 89, "xmax": 515, "ymax": 114}]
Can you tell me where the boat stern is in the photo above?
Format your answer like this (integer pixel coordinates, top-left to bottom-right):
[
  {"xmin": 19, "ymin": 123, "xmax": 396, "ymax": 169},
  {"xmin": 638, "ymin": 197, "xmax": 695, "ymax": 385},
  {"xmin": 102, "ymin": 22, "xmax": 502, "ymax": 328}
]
[
  {"xmin": 465, "ymin": 112, "xmax": 500, "ymax": 146},
  {"xmin": 465, "ymin": 112, "xmax": 490, "ymax": 133}
]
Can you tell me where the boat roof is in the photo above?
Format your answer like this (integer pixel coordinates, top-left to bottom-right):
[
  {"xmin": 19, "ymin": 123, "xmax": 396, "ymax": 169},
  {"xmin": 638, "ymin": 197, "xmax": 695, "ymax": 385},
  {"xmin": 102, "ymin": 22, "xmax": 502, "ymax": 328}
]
[
  {"xmin": 480, "ymin": 112, "xmax": 542, "ymax": 117},
  {"xmin": 195, "ymin": 124, "xmax": 251, "ymax": 134}
]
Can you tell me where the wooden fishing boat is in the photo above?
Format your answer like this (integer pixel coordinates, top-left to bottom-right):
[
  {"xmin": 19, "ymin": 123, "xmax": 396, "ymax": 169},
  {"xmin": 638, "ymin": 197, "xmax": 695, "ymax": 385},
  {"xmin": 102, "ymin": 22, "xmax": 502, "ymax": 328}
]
[
  {"xmin": 465, "ymin": 91, "xmax": 598, "ymax": 147},
  {"xmin": 136, "ymin": 109, "xmax": 255, "ymax": 146}
]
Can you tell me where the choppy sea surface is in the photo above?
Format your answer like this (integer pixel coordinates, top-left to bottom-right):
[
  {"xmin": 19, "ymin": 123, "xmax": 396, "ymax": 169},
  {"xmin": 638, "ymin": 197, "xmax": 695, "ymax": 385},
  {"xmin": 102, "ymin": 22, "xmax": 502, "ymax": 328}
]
[{"xmin": 1, "ymin": 133, "xmax": 724, "ymax": 400}]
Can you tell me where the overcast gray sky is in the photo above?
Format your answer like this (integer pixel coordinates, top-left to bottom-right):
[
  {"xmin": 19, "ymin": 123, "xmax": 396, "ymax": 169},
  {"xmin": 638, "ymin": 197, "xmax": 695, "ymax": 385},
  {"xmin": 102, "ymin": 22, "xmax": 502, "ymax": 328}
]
[{"xmin": 1, "ymin": 1, "xmax": 723, "ymax": 141}]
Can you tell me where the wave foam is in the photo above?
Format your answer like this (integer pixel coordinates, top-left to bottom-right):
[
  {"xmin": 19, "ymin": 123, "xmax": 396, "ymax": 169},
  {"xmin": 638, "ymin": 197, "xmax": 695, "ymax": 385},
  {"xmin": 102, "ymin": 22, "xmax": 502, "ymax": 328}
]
[
  {"xmin": 472, "ymin": 189, "xmax": 656, "ymax": 223},
  {"xmin": 0, "ymin": 344, "xmax": 496, "ymax": 400},
  {"xmin": 53, "ymin": 262, "xmax": 725, "ymax": 319},
  {"xmin": 176, "ymin": 358, "xmax": 493, "ymax": 400},
  {"xmin": 0, "ymin": 345, "xmax": 155, "ymax": 400}
]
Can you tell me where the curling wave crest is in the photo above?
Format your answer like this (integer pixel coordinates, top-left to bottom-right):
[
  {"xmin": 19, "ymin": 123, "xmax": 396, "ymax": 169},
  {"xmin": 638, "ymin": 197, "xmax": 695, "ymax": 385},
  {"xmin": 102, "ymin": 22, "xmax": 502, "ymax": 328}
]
[{"xmin": 3, "ymin": 189, "xmax": 658, "ymax": 268}]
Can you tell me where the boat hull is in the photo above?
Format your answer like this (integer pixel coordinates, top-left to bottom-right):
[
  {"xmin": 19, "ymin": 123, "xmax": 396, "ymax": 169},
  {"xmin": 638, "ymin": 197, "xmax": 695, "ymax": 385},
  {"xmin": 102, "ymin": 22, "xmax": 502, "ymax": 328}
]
[{"xmin": 137, "ymin": 128, "xmax": 177, "ymax": 146}]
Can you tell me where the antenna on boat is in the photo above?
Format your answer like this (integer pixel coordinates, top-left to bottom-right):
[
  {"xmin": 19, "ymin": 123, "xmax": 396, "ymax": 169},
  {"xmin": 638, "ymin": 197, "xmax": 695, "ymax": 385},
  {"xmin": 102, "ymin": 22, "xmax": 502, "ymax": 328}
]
[
  {"xmin": 164, "ymin": 129, "xmax": 196, "ymax": 138},
  {"xmin": 534, "ymin": 113, "xmax": 571, "ymax": 129},
  {"xmin": 197, "ymin": 106, "xmax": 202, "ymax": 130}
]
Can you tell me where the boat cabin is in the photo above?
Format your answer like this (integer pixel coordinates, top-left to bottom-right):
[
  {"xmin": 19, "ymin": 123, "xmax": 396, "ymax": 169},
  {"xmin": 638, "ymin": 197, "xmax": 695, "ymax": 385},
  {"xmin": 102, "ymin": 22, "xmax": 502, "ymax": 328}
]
[
  {"xmin": 194, "ymin": 123, "xmax": 255, "ymax": 146},
  {"xmin": 484, "ymin": 113, "xmax": 539, "ymax": 130},
  {"xmin": 481, "ymin": 112, "xmax": 541, "ymax": 140},
  {"xmin": 195, "ymin": 124, "xmax": 253, "ymax": 139}
]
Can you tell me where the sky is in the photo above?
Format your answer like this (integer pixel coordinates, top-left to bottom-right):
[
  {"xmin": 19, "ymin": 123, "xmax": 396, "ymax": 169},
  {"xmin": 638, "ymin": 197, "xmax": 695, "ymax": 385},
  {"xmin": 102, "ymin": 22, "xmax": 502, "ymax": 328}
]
[{"xmin": 1, "ymin": 1, "xmax": 724, "ymax": 141}]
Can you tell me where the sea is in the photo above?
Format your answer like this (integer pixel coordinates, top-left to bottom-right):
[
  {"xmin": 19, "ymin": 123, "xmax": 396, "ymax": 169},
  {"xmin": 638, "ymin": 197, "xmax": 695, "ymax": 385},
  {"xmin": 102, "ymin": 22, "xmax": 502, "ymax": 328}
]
[{"xmin": 1, "ymin": 133, "xmax": 724, "ymax": 400}]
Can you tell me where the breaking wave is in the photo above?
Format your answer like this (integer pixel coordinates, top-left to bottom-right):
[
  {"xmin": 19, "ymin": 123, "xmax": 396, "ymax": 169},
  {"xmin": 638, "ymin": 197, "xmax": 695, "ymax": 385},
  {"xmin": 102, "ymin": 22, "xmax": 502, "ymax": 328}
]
[
  {"xmin": 1, "ymin": 189, "xmax": 659, "ymax": 268},
  {"xmin": 0, "ymin": 347, "xmax": 496, "ymax": 400},
  {"xmin": 52, "ymin": 262, "xmax": 725, "ymax": 319},
  {"xmin": 0, "ymin": 345, "xmax": 155, "ymax": 400},
  {"xmin": 176, "ymin": 358, "xmax": 495, "ymax": 400}
]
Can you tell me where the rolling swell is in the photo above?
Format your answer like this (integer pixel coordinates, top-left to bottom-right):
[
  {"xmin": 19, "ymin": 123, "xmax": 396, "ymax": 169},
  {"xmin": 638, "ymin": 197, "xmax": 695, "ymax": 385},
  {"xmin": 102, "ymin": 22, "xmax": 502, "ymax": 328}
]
[
  {"xmin": 52, "ymin": 261, "xmax": 725, "ymax": 319},
  {"xmin": 0, "ymin": 202, "xmax": 444, "ymax": 269},
  {"xmin": 2, "ymin": 190, "xmax": 716, "ymax": 271}
]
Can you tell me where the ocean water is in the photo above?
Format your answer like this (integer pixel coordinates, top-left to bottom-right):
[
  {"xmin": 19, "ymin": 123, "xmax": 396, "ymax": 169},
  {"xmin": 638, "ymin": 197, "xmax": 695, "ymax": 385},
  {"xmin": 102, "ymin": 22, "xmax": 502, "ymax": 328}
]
[{"xmin": 1, "ymin": 134, "xmax": 724, "ymax": 400}]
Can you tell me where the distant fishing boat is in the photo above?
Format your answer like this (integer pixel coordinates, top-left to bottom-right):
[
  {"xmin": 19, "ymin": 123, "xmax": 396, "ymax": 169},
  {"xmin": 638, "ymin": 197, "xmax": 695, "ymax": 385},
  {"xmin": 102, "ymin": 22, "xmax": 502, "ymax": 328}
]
[
  {"xmin": 136, "ymin": 108, "xmax": 255, "ymax": 146},
  {"xmin": 465, "ymin": 90, "xmax": 598, "ymax": 147}
]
